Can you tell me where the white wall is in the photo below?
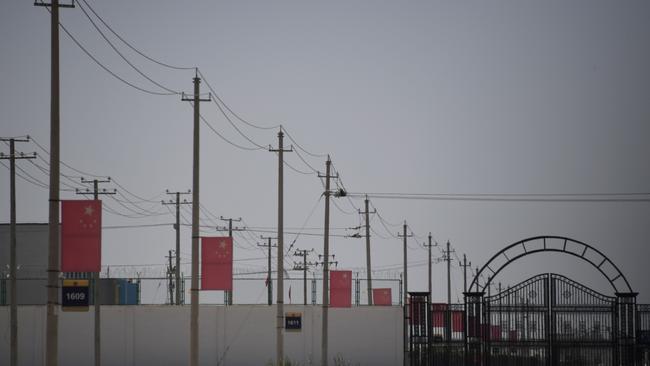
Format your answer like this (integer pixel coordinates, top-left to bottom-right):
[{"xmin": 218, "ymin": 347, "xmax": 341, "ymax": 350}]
[{"xmin": 0, "ymin": 305, "xmax": 403, "ymax": 366}]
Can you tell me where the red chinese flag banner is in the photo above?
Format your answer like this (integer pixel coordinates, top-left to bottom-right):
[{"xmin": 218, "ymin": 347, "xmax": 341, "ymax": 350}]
[
  {"xmin": 452, "ymin": 311, "xmax": 465, "ymax": 332},
  {"xmin": 372, "ymin": 288, "xmax": 392, "ymax": 306},
  {"xmin": 431, "ymin": 303, "xmax": 447, "ymax": 327},
  {"xmin": 61, "ymin": 200, "xmax": 102, "ymax": 272},
  {"xmin": 330, "ymin": 270, "xmax": 352, "ymax": 308},
  {"xmin": 201, "ymin": 237, "xmax": 233, "ymax": 290}
]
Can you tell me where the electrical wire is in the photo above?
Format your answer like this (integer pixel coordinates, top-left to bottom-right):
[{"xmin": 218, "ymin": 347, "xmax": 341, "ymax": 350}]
[
  {"xmin": 197, "ymin": 69, "xmax": 280, "ymax": 130},
  {"xmin": 197, "ymin": 107, "xmax": 262, "ymax": 151},
  {"xmin": 113, "ymin": 191, "xmax": 168, "ymax": 216},
  {"xmin": 285, "ymin": 195, "xmax": 323, "ymax": 257},
  {"xmin": 79, "ymin": 0, "xmax": 194, "ymax": 71},
  {"xmin": 0, "ymin": 161, "xmax": 52, "ymax": 190},
  {"xmin": 103, "ymin": 223, "xmax": 174, "ymax": 230},
  {"xmin": 210, "ymin": 98, "xmax": 267, "ymax": 149},
  {"xmin": 30, "ymin": 136, "xmax": 109, "ymax": 179},
  {"xmin": 26, "ymin": 159, "xmax": 84, "ymax": 191},
  {"xmin": 283, "ymin": 127, "xmax": 328, "ymax": 158},
  {"xmin": 55, "ymin": 16, "xmax": 175, "ymax": 96},
  {"xmin": 349, "ymin": 192, "xmax": 650, "ymax": 203},
  {"xmin": 292, "ymin": 148, "xmax": 319, "ymax": 174},
  {"xmin": 77, "ymin": 0, "xmax": 182, "ymax": 95},
  {"xmin": 281, "ymin": 155, "xmax": 313, "ymax": 175}
]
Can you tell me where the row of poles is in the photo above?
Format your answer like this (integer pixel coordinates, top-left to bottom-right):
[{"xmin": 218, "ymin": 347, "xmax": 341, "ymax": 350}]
[
  {"xmin": 12, "ymin": 2, "xmax": 475, "ymax": 366},
  {"xmin": 2, "ymin": 132, "xmax": 473, "ymax": 366}
]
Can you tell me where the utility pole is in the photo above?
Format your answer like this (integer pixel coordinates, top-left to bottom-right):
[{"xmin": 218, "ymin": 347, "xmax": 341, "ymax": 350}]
[
  {"xmin": 217, "ymin": 216, "xmax": 244, "ymax": 305},
  {"xmin": 182, "ymin": 69, "xmax": 211, "ymax": 366},
  {"xmin": 460, "ymin": 255, "xmax": 471, "ymax": 295},
  {"xmin": 76, "ymin": 177, "xmax": 115, "ymax": 366},
  {"xmin": 319, "ymin": 156, "xmax": 337, "ymax": 366},
  {"xmin": 443, "ymin": 241, "xmax": 455, "ymax": 343},
  {"xmin": 269, "ymin": 127, "xmax": 292, "ymax": 366},
  {"xmin": 34, "ymin": 1, "xmax": 75, "ymax": 365},
  {"xmin": 259, "ymin": 236, "xmax": 277, "ymax": 306},
  {"xmin": 358, "ymin": 196, "xmax": 375, "ymax": 305},
  {"xmin": 162, "ymin": 189, "xmax": 191, "ymax": 305},
  {"xmin": 423, "ymin": 233, "xmax": 437, "ymax": 303},
  {"xmin": 0, "ymin": 137, "xmax": 36, "ymax": 366},
  {"xmin": 166, "ymin": 250, "xmax": 175, "ymax": 304},
  {"xmin": 398, "ymin": 222, "xmax": 413, "ymax": 366},
  {"xmin": 293, "ymin": 249, "xmax": 314, "ymax": 305}
]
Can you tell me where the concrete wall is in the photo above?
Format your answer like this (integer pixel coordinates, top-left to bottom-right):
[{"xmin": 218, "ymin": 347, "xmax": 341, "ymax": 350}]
[
  {"xmin": 0, "ymin": 224, "xmax": 49, "ymax": 305},
  {"xmin": 0, "ymin": 305, "xmax": 403, "ymax": 366}
]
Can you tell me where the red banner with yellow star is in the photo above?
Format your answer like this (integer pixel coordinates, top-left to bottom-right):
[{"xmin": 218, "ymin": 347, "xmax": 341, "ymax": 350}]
[
  {"xmin": 330, "ymin": 270, "xmax": 352, "ymax": 308},
  {"xmin": 201, "ymin": 237, "xmax": 233, "ymax": 290},
  {"xmin": 61, "ymin": 200, "xmax": 102, "ymax": 272},
  {"xmin": 372, "ymin": 288, "xmax": 392, "ymax": 306}
]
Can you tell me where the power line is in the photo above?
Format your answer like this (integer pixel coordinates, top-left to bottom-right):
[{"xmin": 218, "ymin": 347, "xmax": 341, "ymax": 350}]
[
  {"xmin": 198, "ymin": 107, "xmax": 262, "ymax": 151},
  {"xmin": 282, "ymin": 155, "xmax": 313, "ymax": 175},
  {"xmin": 77, "ymin": 0, "xmax": 182, "ymax": 95},
  {"xmin": 292, "ymin": 148, "xmax": 319, "ymax": 174},
  {"xmin": 349, "ymin": 192, "xmax": 650, "ymax": 202},
  {"xmin": 78, "ymin": 0, "xmax": 194, "ymax": 71},
  {"xmin": 53, "ymin": 13, "xmax": 175, "ymax": 95},
  {"xmin": 209, "ymin": 98, "xmax": 267, "ymax": 149},
  {"xmin": 0, "ymin": 160, "xmax": 53, "ymax": 190},
  {"xmin": 30, "ymin": 136, "xmax": 108, "ymax": 179},
  {"xmin": 197, "ymin": 69, "xmax": 280, "ymax": 131},
  {"xmin": 283, "ymin": 127, "xmax": 327, "ymax": 158},
  {"xmin": 103, "ymin": 223, "xmax": 173, "ymax": 230}
]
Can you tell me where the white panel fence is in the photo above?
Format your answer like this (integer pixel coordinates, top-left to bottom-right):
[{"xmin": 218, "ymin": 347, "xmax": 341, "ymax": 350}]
[{"xmin": 0, "ymin": 305, "xmax": 403, "ymax": 366}]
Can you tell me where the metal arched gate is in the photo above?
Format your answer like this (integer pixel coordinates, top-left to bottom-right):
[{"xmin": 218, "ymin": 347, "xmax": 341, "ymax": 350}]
[
  {"xmin": 483, "ymin": 273, "xmax": 618, "ymax": 366},
  {"xmin": 463, "ymin": 236, "xmax": 639, "ymax": 366},
  {"xmin": 407, "ymin": 236, "xmax": 644, "ymax": 366}
]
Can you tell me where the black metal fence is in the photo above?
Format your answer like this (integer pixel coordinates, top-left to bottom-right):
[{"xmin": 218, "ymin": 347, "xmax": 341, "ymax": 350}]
[{"xmin": 409, "ymin": 273, "xmax": 648, "ymax": 366}]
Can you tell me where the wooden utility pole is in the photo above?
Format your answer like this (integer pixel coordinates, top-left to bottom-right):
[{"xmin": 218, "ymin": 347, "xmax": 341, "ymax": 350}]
[
  {"xmin": 34, "ymin": 1, "xmax": 75, "ymax": 364},
  {"xmin": 319, "ymin": 156, "xmax": 337, "ymax": 366},
  {"xmin": 398, "ymin": 222, "xmax": 412, "ymax": 366},
  {"xmin": 269, "ymin": 128, "xmax": 292, "ymax": 366},
  {"xmin": 259, "ymin": 236, "xmax": 277, "ymax": 306},
  {"xmin": 76, "ymin": 177, "xmax": 115, "ymax": 366},
  {"xmin": 460, "ymin": 255, "xmax": 471, "ymax": 295},
  {"xmin": 217, "ymin": 216, "xmax": 244, "ymax": 305},
  {"xmin": 358, "ymin": 196, "xmax": 375, "ymax": 305},
  {"xmin": 167, "ymin": 250, "xmax": 175, "ymax": 304},
  {"xmin": 443, "ymin": 241, "xmax": 454, "ymax": 343},
  {"xmin": 181, "ymin": 70, "xmax": 211, "ymax": 366},
  {"xmin": 162, "ymin": 190, "xmax": 191, "ymax": 305},
  {"xmin": 293, "ymin": 249, "xmax": 313, "ymax": 305},
  {"xmin": 0, "ymin": 137, "xmax": 36, "ymax": 366},
  {"xmin": 423, "ymin": 233, "xmax": 437, "ymax": 303}
]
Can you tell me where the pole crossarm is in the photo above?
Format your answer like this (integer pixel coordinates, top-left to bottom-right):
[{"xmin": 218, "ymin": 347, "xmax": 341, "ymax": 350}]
[
  {"xmin": 162, "ymin": 190, "xmax": 191, "ymax": 305},
  {"xmin": 258, "ymin": 236, "xmax": 277, "ymax": 306},
  {"xmin": 181, "ymin": 71, "xmax": 209, "ymax": 366},
  {"xmin": 269, "ymin": 128, "xmax": 291, "ymax": 365},
  {"xmin": 2, "ymin": 137, "xmax": 36, "ymax": 366},
  {"xmin": 398, "ymin": 222, "xmax": 412, "ymax": 366},
  {"xmin": 359, "ymin": 196, "xmax": 376, "ymax": 305},
  {"xmin": 33, "ymin": 0, "xmax": 75, "ymax": 8},
  {"xmin": 75, "ymin": 177, "xmax": 114, "ymax": 366}
]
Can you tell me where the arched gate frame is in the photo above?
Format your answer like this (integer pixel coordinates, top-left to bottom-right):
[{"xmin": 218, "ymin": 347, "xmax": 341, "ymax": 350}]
[{"xmin": 464, "ymin": 236, "xmax": 638, "ymax": 366}]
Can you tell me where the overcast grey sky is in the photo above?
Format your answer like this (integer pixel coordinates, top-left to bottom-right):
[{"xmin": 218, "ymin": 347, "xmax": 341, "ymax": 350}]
[{"xmin": 1, "ymin": 0, "xmax": 649, "ymax": 302}]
